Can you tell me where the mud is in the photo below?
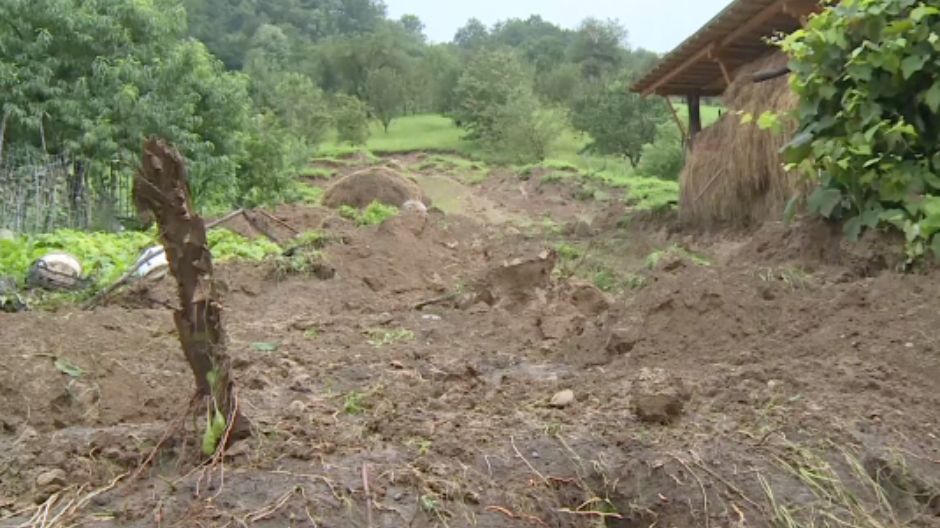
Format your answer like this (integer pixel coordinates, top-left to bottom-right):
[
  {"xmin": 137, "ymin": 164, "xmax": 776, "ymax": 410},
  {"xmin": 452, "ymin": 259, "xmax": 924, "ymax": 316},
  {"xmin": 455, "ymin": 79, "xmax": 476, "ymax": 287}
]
[{"xmin": 1, "ymin": 155, "xmax": 939, "ymax": 528}]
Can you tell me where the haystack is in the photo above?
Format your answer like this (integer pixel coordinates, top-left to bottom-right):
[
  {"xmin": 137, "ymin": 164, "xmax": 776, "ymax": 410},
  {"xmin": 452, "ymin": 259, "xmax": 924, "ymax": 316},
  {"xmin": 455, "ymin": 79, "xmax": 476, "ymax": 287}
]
[
  {"xmin": 679, "ymin": 53, "xmax": 801, "ymax": 227},
  {"xmin": 323, "ymin": 167, "xmax": 431, "ymax": 209}
]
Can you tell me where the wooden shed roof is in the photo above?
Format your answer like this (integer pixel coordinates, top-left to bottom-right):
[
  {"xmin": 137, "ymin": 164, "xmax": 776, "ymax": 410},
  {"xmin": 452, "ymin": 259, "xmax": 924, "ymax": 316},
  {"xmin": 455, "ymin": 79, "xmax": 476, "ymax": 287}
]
[{"xmin": 631, "ymin": 0, "xmax": 820, "ymax": 96}]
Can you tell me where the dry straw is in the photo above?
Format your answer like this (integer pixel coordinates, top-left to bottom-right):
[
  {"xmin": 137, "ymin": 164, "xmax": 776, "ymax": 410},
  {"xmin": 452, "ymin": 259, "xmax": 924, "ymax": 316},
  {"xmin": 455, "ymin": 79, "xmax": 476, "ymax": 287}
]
[{"xmin": 679, "ymin": 52, "xmax": 803, "ymax": 227}]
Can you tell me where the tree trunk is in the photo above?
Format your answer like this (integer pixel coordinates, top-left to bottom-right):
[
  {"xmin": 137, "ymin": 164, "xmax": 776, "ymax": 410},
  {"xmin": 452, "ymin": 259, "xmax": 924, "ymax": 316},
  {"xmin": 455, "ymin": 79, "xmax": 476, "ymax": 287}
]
[
  {"xmin": 134, "ymin": 138, "xmax": 248, "ymax": 450},
  {"xmin": 0, "ymin": 110, "xmax": 10, "ymax": 166}
]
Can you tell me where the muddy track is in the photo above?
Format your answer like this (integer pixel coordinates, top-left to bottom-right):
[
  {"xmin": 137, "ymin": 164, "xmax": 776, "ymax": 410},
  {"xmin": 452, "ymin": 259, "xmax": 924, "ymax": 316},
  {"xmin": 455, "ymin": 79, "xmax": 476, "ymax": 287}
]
[{"xmin": 1, "ymin": 156, "xmax": 939, "ymax": 528}]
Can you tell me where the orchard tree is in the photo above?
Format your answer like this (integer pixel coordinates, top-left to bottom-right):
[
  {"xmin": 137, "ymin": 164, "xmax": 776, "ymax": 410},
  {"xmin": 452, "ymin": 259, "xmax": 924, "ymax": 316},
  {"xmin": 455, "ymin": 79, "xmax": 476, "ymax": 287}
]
[
  {"xmin": 454, "ymin": 49, "xmax": 535, "ymax": 139},
  {"xmin": 365, "ymin": 67, "xmax": 407, "ymax": 132},
  {"xmin": 569, "ymin": 18, "xmax": 628, "ymax": 79},
  {"xmin": 333, "ymin": 95, "xmax": 371, "ymax": 145},
  {"xmin": 571, "ymin": 77, "xmax": 667, "ymax": 166}
]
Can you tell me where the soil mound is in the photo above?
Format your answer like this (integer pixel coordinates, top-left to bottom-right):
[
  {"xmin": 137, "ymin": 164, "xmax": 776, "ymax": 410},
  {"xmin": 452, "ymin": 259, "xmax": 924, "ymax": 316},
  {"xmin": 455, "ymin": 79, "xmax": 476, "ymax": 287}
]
[{"xmin": 323, "ymin": 167, "xmax": 430, "ymax": 209}]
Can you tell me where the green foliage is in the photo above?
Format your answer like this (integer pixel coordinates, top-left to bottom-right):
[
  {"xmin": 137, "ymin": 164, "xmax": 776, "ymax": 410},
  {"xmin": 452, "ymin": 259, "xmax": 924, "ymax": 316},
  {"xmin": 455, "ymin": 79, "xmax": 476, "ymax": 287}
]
[
  {"xmin": 645, "ymin": 245, "xmax": 711, "ymax": 269},
  {"xmin": 454, "ymin": 50, "xmax": 535, "ymax": 140},
  {"xmin": 0, "ymin": 227, "xmax": 276, "ymax": 303},
  {"xmin": 0, "ymin": 229, "xmax": 153, "ymax": 289},
  {"xmin": 484, "ymin": 92, "xmax": 567, "ymax": 163},
  {"xmin": 636, "ymin": 122, "xmax": 686, "ymax": 181},
  {"xmin": 283, "ymin": 183, "xmax": 326, "ymax": 206},
  {"xmin": 207, "ymin": 229, "xmax": 282, "ymax": 262},
  {"xmin": 182, "ymin": 0, "xmax": 387, "ymax": 70},
  {"xmin": 555, "ymin": 243, "xmax": 583, "ymax": 261},
  {"xmin": 365, "ymin": 67, "xmax": 408, "ymax": 132},
  {"xmin": 568, "ymin": 18, "xmax": 627, "ymax": 79},
  {"xmin": 571, "ymin": 76, "xmax": 668, "ymax": 166},
  {"xmin": 781, "ymin": 0, "xmax": 940, "ymax": 260},
  {"xmin": 333, "ymin": 95, "xmax": 371, "ymax": 145},
  {"xmin": 367, "ymin": 328, "xmax": 416, "ymax": 347},
  {"xmin": 0, "ymin": 0, "xmax": 261, "ymax": 207},
  {"xmin": 343, "ymin": 391, "xmax": 366, "ymax": 415},
  {"xmin": 340, "ymin": 201, "xmax": 400, "ymax": 226},
  {"xmin": 624, "ymin": 177, "xmax": 680, "ymax": 211}
]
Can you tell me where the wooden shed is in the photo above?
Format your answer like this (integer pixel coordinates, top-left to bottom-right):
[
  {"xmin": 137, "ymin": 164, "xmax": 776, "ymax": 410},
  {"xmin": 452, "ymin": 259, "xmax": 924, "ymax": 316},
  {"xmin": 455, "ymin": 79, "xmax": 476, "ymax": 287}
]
[{"xmin": 631, "ymin": 0, "xmax": 822, "ymax": 225}]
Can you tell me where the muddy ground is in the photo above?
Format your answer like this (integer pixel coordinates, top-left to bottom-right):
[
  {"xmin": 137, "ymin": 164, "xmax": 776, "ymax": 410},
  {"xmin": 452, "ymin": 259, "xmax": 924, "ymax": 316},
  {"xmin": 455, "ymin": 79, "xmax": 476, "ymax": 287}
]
[{"xmin": 2, "ymin": 154, "xmax": 940, "ymax": 528}]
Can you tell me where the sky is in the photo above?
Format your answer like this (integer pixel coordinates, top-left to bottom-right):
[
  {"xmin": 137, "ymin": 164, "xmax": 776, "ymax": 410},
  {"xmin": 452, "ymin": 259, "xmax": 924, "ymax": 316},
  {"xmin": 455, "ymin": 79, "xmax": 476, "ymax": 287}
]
[{"xmin": 385, "ymin": 0, "xmax": 731, "ymax": 53}]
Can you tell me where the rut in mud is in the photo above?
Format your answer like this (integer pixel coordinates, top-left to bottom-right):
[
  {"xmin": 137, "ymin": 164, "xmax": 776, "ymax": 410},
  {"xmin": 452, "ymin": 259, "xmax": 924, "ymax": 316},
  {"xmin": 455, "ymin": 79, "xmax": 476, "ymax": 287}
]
[{"xmin": 1, "ymin": 155, "xmax": 939, "ymax": 528}]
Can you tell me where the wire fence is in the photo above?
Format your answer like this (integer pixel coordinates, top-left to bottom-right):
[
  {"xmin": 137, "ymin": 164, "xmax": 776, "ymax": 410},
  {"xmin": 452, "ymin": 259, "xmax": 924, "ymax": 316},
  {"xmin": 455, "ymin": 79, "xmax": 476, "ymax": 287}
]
[{"xmin": 0, "ymin": 152, "xmax": 135, "ymax": 234}]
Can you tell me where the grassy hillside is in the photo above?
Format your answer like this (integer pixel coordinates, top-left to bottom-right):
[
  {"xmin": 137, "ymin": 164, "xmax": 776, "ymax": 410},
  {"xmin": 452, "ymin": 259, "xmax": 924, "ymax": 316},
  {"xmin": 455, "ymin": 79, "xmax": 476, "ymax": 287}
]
[{"xmin": 319, "ymin": 107, "xmax": 722, "ymax": 212}]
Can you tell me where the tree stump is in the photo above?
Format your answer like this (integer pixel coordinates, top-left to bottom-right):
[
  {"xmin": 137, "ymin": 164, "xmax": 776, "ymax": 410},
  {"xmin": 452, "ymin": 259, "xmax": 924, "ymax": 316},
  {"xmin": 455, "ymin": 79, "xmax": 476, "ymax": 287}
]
[{"xmin": 134, "ymin": 138, "xmax": 248, "ymax": 451}]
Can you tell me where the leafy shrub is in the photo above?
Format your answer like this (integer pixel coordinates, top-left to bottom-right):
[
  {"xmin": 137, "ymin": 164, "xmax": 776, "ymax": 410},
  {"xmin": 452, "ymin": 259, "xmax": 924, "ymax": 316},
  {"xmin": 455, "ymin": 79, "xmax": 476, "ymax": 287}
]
[
  {"xmin": 333, "ymin": 95, "xmax": 371, "ymax": 145},
  {"xmin": 636, "ymin": 122, "xmax": 685, "ymax": 181},
  {"xmin": 0, "ymin": 228, "xmax": 278, "ymax": 291},
  {"xmin": 781, "ymin": 1, "xmax": 940, "ymax": 260},
  {"xmin": 454, "ymin": 49, "xmax": 535, "ymax": 140},
  {"xmin": 484, "ymin": 90, "xmax": 566, "ymax": 164},
  {"xmin": 340, "ymin": 201, "xmax": 399, "ymax": 226}
]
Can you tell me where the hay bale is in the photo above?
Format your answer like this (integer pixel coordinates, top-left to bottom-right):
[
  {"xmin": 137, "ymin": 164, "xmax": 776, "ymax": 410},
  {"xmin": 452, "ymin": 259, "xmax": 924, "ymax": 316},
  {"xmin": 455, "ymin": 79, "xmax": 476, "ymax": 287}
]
[
  {"xmin": 680, "ymin": 52, "xmax": 803, "ymax": 227},
  {"xmin": 323, "ymin": 167, "xmax": 430, "ymax": 209}
]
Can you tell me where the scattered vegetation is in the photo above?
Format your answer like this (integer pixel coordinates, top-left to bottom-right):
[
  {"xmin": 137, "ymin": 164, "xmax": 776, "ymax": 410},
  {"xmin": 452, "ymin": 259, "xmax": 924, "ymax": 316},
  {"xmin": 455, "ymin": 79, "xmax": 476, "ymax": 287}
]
[
  {"xmin": 645, "ymin": 245, "xmax": 711, "ymax": 269},
  {"xmin": 340, "ymin": 202, "xmax": 400, "ymax": 226},
  {"xmin": 0, "ymin": 228, "xmax": 280, "ymax": 294},
  {"xmin": 367, "ymin": 328, "xmax": 416, "ymax": 347}
]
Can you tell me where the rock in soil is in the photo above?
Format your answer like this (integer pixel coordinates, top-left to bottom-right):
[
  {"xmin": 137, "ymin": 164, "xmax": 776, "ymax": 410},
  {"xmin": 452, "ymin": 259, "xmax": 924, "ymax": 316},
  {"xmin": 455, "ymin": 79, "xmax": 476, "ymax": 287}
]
[{"xmin": 550, "ymin": 389, "xmax": 576, "ymax": 408}]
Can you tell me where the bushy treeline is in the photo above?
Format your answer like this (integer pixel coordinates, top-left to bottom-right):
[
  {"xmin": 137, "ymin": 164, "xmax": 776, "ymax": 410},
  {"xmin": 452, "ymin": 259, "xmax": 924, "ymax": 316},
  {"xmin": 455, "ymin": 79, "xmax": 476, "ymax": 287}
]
[{"xmin": 0, "ymin": 0, "xmax": 684, "ymax": 214}]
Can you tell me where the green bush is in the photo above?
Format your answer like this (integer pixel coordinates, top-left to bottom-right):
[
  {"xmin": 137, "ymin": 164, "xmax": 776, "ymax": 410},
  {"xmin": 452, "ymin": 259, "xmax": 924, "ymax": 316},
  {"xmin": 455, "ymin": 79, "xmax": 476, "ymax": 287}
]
[
  {"xmin": 454, "ymin": 49, "xmax": 535, "ymax": 140},
  {"xmin": 636, "ymin": 121, "xmax": 685, "ymax": 181},
  {"xmin": 333, "ymin": 94, "xmax": 371, "ymax": 145},
  {"xmin": 485, "ymin": 91, "xmax": 567, "ymax": 163},
  {"xmin": 781, "ymin": 0, "xmax": 940, "ymax": 260}
]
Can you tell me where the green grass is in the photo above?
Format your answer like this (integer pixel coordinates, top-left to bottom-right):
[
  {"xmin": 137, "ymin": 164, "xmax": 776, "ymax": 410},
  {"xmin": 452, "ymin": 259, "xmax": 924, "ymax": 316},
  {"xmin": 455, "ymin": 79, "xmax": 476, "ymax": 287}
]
[
  {"xmin": 339, "ymin": 201, "xmax": 399, "ymax": 226},
  {"xmin": 315, "ymin": 110, "xmax": 720, "ymax": 212},
  {"xmin": 320, "ymin": 114, "xmax": 467, "ymax": 157}
]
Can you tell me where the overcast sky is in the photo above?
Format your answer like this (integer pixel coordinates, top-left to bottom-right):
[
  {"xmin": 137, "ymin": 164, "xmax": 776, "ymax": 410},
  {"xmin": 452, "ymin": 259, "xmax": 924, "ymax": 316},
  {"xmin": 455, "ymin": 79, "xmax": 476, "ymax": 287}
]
[{"xmin": 385, "ymin": 0, "xmax": 731, "ymax": 52}]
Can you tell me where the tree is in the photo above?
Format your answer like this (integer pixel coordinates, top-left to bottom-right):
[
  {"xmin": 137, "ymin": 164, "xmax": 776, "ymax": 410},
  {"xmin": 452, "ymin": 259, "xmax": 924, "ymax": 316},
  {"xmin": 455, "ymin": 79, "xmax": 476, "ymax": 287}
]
[
  {"xmin": 454, "ymin": 49, "xmax": 535, "ymax": 139},
  {"xmin": 537, "ymin": 63, "xmax": 584, "ymax": 105},
  {"xmin": 490, "ymin": 16, "xmax": 573, "ymax": 72},
  {"xmin": 454, "ymin": 18, "xmax": 490, "ymax": 50},
  {"xmin": 333, "ymin": 95, "xmax": 371, "ymax": 145},
  {"xmin": 570, "ymin": 77, "xmax": 667, "ymax": 166},
  {"xmin": 268, "ymin": 73, "xmax": 332, "ymax": 145},
  {"xmin": 365, "ymin": 67, "xmax": 407, "ymax": 132},
  {"xmin": 486, "ymin": 90, "xmax": 566, "ymax": 163},
  {"xmin": 399, "ymin": 14, "xmax": 426, "ymax": 41},
  {"xmin": 569, "ymin": 18, "xmax": 627, "ymax": 79},
  {"xmin": 0, "ymin": 0, "xmax": 257, "ymax": 206}
]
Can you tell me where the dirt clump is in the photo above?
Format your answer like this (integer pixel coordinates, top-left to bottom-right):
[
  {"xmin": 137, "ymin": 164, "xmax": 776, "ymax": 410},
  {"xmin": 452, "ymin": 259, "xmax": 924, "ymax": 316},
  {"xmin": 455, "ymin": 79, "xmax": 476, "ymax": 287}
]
[{"xmin": 323, "ymin": 166, "xmax": 431, "ymax": 209}]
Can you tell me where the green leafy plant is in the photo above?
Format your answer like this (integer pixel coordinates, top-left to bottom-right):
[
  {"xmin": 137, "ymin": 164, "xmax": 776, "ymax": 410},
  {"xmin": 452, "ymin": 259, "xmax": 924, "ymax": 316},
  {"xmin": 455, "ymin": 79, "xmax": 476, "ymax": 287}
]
[
  {"xmin": 367, "ymin": 328, "xmax": 415, "ymax": 347},
  {"xmin": 340, "ymin": 201, "xmax": 399, "ymax": 226},
  {"xmin": 343, "ymin": 391, "xmax": 366, "ymax": 415},
  {"xmin": 780, "ymin": 0, "xmax": 940, "ymax": 261}
]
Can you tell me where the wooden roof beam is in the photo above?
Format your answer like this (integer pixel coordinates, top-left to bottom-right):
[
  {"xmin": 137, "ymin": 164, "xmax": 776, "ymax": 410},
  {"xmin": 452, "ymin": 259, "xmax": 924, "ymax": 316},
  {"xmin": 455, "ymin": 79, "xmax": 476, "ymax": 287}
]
[
  {"xmin": 719, "ymin": 0, "xmax": 788, "ymax": 48},
  {"xmin": 643, "ymin": 42, "xmax": 717, "ymax": 96}
]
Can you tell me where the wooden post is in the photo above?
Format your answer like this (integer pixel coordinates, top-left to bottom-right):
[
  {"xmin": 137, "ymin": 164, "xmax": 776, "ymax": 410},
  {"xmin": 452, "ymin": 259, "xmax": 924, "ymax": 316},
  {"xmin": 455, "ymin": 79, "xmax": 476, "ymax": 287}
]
[
  {"xmin": 134, "ymin": 138, "xmax": 248, "ymax": 452},
  {"xmin": 687, "ymin": 93, "xmax": 703, "ymax": 146}
]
